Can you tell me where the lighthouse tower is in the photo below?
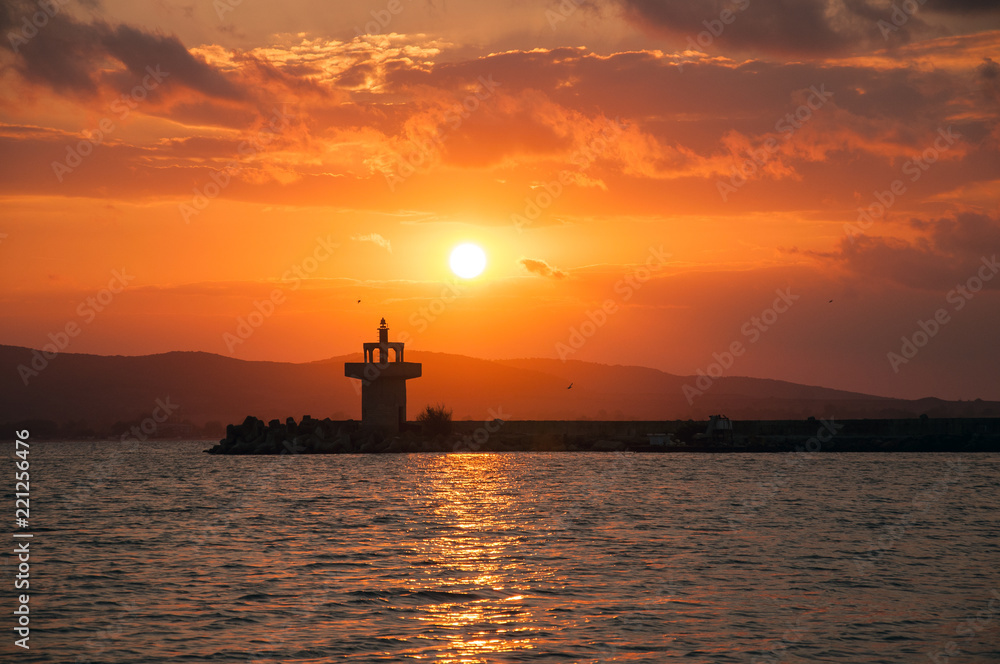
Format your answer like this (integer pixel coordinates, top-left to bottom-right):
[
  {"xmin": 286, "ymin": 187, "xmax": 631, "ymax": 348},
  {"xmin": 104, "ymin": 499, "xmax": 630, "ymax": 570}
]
[{"xmin": 344, "ymin": 318, "xmax": 422, "ymax": 433}]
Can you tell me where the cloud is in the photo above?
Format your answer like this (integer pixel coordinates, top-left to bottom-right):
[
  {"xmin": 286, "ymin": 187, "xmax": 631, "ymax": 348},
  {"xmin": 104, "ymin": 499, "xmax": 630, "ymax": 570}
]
[
  {"xmin": 1, "ymin": 0, "xmax": 243, "ymax": 99},
  {"xmin": 832, "ymin": 212, "xmax": 1000, "ymax": 290},
  {"xmin": 980, "ymin": 57, "xmax": 1000, "ymax": 79},
  {"xmin": 606, "ymin": 0, "xmax": 1000, "ymax": 57},
  {"xmin": 978, "ymin": 57, "xmax": 1000, "ymax": 105},
  {"xmin": 519, "ymin": 257, "xmax": 566, "ymax": 279},
  {"xmin": 351, "ymin": 233, "xmax": 392, "ymax": 252},
  {"xmin": 608, "ymin": 0, "xmax": 866, "ymax": 56},
  {"xmin": 0, "ymin": 31, "xmax": 995, "ymax": 221}
]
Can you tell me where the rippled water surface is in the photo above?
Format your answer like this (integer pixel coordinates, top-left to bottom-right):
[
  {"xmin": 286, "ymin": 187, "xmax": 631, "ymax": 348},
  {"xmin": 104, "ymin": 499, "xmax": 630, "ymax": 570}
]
[{"xmin": 5, "ymin": 443, "xmax": 1000, "ymax": 663}]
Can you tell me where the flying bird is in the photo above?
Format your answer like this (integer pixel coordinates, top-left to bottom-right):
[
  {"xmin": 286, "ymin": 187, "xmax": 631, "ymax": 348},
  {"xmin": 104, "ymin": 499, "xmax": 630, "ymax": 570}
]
[
  {"xmin": 357, "ymin": 299, "xmax": 361, "ymax": 303},
  {"xmin": 828, "ymin": 299, "xmax": 833, "ymax": 303},
  {"xmin": 567, "ymin": 382, "xmax": 573, "ymax": 389}
]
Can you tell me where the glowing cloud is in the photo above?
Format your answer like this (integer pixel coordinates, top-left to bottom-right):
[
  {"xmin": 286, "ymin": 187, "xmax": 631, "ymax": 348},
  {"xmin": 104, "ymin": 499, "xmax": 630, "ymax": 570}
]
[
  {"xmin": 519, "ymin": 257, "xmax": 567, "ymax": 279},
  {"xmin": 351, "ymin": 233, "xmax": 392, "ymax": 253}
]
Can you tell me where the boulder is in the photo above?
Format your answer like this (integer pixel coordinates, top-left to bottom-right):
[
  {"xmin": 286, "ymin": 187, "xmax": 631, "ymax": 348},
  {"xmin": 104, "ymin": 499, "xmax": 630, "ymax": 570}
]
[
  {"xmin": 360, "ymin": 435, "xmax": 388, "ymax": 453},
  {"xmin": 314, "ymin": 438, "xmax": 339, "ymax": 454},
  {"xmin": 229, "ymin": 439, "xmax": 255, "ymax": 454}
]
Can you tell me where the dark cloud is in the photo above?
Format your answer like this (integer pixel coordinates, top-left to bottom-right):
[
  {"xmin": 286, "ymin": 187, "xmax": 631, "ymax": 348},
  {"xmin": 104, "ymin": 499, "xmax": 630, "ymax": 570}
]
[
  {"xmin": 607, "ymin": 0, "xmax": 999, "ymax": 56},
  {"xmin": 1, "ymin": 0, "xmax": 242, "ymax": 99},
  {"xmin": 413, "ymin": 47, "xmax": 955, "ymax": 131},
  {"xmin": 978, "ymin": 57, "xmax": 1000, "ymax": 105},
  {"xmin": 1, "ymin": 0, "xmax": 105, "ymax": 95},
  {"xmin": 836, "ymin": 212, "xmax": 1000, "ymax": 290},
  {"xmin": 519, "ymin": 258, "xmax": 567, "ymax": 279},
  {"xmin": 917, "ymin": 212, "xmax": 1000, "ymax": 257},
  {"xmin": 980, "ymin": 58, "xmax": 1000, "ymax": 80},
  {"xmin": 102, "ymin": 24, "xmax": 243, "ymax": 99},
  {"xmin": 338, "ymin": 62, "xmax": 375, "ymax": 88},
  {"xmin": 609, "ymin": 0, "xmax": 870, "ymax": 55}
]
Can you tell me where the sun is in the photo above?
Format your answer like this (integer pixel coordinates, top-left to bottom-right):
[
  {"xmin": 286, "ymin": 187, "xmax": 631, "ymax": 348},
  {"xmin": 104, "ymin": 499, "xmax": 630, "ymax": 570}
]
[{"xmin": 449, "ymin": 243, "xmax": 487, "ymax": 279}]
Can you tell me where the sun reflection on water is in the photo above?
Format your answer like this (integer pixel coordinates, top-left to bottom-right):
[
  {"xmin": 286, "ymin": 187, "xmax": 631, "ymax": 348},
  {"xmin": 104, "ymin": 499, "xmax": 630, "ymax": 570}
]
[{"xmin": 404, "ymin": 453, "xmax": 537, "ymax": 662}]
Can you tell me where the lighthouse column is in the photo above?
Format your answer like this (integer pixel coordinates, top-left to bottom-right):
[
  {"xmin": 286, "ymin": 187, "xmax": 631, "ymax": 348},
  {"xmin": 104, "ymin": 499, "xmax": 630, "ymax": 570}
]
[{"xmin": 345, "ymin": 318, "xmax": 422, "ymax": 433}]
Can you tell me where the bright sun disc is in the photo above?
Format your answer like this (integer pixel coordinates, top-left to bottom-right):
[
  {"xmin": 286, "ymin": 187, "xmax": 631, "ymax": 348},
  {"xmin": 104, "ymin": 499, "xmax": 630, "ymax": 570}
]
[{"xmin": 449, "ymin": 243, "xmax": 487, "ymax": 278}]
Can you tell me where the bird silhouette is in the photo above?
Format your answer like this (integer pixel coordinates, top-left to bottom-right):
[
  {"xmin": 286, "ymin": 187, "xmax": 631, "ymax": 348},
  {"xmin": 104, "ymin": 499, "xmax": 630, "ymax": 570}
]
[
  {"xmin": 828, "ymin": 299, "xmax": 833, "ymax": 303},
  {"xmin": 567, "ymin": 382, "xmax": 573, "ymax": 389},
  {"xmin": 357, "ymin": 299, "xmax": 361, "ymax": 303}
]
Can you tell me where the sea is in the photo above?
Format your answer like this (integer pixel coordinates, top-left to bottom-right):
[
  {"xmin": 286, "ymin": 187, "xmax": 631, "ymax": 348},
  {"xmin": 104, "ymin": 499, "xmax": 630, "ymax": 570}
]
[{"xmin": 4, "ymin": 441, "xmax": 1000, "ymax": 663}]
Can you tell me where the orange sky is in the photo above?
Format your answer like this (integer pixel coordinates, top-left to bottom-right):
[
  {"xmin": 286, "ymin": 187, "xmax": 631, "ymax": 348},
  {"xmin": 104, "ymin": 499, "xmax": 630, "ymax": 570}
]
[{"xmin": 1, "ymin": 0, "xmax": 998, "ymax": 401}]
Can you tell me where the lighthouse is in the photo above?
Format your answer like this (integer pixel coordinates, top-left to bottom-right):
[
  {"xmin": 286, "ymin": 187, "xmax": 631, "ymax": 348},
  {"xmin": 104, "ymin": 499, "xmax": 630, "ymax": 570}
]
[{"xmin": 344, "ymin": 318, "xmax": 422, "ymax": 433}]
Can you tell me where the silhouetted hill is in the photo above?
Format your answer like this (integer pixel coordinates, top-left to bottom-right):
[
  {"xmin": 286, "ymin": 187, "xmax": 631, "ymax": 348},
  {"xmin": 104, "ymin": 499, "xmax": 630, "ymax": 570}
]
[
  {"xmin": 1, "ymin": 345, "xmax": 997, "ymax": 437},
  {"xmin": 495, "ymin": 359, "xmax": 888, "ymax": 420}
]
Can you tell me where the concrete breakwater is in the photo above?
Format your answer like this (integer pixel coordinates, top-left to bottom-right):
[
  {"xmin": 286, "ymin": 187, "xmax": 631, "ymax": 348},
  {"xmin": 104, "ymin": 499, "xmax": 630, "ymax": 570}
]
[
  {"xmin": 206, "ymin": 416, "xmax": 1000, "ymax": 454},
  {"xmin": 460, "ymin": 417, "xmax": 1000, "ymax": 452},
  {"xmin": 206, "ymin": 415, "xmax": 635, "ymax": 454}
]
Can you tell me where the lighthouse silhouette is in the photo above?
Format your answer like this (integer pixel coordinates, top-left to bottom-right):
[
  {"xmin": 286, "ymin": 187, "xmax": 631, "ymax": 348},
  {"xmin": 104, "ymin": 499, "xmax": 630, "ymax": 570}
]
[{"xmin": 345, "ymin": 318, "xmax": 422, "ymax": 433}]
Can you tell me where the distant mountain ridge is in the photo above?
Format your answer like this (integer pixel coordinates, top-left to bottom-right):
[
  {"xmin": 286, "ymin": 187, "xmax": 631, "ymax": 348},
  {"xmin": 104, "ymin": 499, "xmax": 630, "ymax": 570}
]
[{"xmin": 1, "ymin": 345, "xmax": 997, "ymax": 437}]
